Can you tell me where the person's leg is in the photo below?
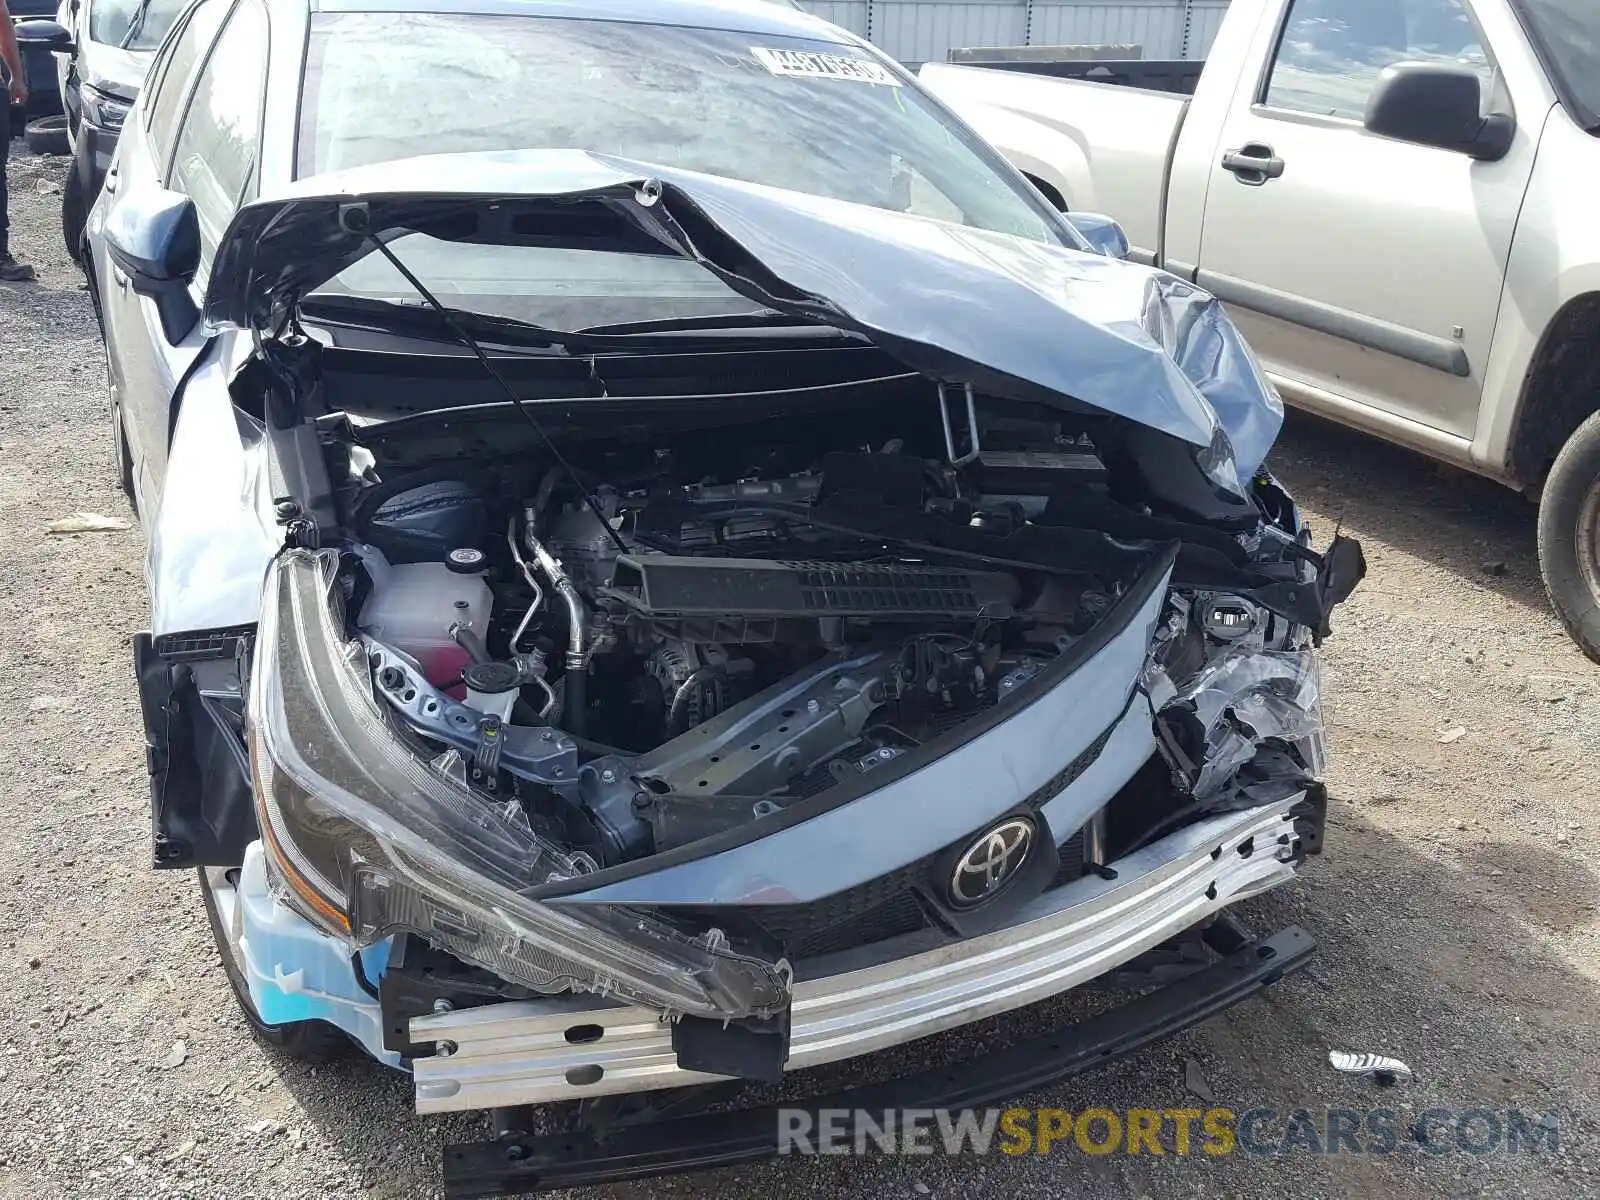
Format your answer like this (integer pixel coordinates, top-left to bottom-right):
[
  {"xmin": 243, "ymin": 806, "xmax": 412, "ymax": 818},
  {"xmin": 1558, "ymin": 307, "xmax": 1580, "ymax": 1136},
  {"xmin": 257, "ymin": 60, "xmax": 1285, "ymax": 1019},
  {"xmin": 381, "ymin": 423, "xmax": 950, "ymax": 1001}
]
[
  {"xmin": 0, "ymin": 100, "xmax": 10, "ymax": 250},
  {"xmin": 0, "ymin": 101, "xmax": 36, "ymax": 282}
]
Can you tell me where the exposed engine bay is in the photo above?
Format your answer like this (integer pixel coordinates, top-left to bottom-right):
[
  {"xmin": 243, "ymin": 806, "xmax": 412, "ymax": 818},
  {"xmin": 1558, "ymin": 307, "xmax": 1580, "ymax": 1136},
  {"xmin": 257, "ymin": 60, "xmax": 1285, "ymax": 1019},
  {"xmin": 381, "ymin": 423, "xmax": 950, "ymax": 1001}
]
[
  {"xmin": 332, "ymin": 391, "xmax": 1348, "ymax": 873},
  {"xmin": 138, "ymin": 160, "xmax": 1370, "ymax": 1061}
]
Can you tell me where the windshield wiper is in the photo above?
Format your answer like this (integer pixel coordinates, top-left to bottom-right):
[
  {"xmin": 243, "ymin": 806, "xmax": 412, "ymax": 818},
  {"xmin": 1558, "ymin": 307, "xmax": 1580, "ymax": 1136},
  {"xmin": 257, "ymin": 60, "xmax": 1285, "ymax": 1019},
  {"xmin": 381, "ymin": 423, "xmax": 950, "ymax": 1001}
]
[
  {"xmin": 119, "ymin": 0, "xmax": 156, "ymax": 48},
  {"xmin": 299, "ymin": 294, "xmax": 575, "ymax": 353},
  {"xmin": 304, "ymin": 295, "xmax": 862, "ymax": 352},
  {"xmin": 573, "ymin": 310, "xmax": 860, "ymax": 339}
]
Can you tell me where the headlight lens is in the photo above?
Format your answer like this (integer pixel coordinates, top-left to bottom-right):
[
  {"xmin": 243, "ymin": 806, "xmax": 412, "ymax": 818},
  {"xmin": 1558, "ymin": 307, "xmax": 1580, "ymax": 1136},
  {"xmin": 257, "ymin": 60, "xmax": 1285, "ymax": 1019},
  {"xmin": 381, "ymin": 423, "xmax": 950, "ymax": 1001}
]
[
  {"xmin": 248, "ymin": 549, "xmax": 791, "ymax": 1019},
  {"xmin": 80, "ymin": 85, "xmax": 131, "ymax": 133}
]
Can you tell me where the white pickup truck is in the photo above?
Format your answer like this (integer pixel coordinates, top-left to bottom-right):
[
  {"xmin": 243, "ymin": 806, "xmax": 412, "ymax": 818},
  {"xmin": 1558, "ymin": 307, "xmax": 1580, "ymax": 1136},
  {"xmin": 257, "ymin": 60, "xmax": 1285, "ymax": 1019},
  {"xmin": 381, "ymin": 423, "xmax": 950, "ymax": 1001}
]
[{"xmin": 920, "ymin": 0, "xmax": 1600, "ymax": 661}]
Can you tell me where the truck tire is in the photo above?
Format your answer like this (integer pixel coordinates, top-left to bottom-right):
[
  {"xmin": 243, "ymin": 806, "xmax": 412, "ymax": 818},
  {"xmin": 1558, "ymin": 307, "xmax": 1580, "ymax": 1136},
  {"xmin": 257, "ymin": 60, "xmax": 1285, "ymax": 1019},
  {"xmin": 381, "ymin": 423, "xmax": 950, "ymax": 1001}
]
[
  {"xmin": 23, "ymin": 114, "xmax": 69, "ymax": 156},
  {"xmin": 1537, "ymin": 409, "xmax": 1600, "ymax": 663},
  {"xmin": 198, "ymin": 868, "xmax": 350, "ymax": 1062},
  {"xmin": 62, "ymin": 166, "xmax": 87, "ymax": 266}
]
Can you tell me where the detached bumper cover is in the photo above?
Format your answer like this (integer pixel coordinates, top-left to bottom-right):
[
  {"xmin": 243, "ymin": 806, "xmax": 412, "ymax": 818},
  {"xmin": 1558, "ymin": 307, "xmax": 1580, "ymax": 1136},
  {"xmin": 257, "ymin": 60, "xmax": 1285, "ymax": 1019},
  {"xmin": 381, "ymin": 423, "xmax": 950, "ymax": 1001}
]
[
  {"xmin": 441, "ymin": 923, "xmax": 1315, "ymax": 1197},
  {"xmin": 411, "ymin": 801, "xmax": 1304, "ymax": 1112}
]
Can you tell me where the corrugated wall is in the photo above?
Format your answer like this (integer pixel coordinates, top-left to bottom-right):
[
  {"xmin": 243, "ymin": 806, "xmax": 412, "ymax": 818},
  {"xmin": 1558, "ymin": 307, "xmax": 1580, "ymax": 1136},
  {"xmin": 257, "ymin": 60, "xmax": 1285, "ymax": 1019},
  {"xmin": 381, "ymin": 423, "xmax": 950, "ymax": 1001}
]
[
  {"xmin": 796, "ymin": 0, "xmax": 1229, "ymax": 63},
  {"xmin": 800, "ymin": 1, "xmax": 872, "ymax": 36},
  {"xmin": 1185, "ymin": 0, "xmax": 1230, "ymax": 56}
]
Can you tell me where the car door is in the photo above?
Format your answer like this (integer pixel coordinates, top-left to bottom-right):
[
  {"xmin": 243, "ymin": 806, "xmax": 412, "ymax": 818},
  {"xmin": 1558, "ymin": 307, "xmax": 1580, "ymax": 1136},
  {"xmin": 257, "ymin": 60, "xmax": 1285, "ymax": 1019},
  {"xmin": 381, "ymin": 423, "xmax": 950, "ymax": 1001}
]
[
  {"xmin": 54, "ymin": 0, "xmax": 77, "ymax": 134},
  {"xmin": 95, "ymin": 0, "xmax": 228, "ymax": 508},
  {"xmin": 95, "ymin": 0, "xmax": 267, "ymax": 511},
  {"xmin": 1192, "ymin": 0, "xmax": 1537, "ymax": 444}
]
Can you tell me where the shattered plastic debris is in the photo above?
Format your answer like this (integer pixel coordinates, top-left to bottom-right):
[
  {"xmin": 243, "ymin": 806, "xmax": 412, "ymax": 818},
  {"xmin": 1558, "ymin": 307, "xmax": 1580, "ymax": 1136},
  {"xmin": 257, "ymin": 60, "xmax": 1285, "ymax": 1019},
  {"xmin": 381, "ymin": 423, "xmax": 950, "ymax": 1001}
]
[
  {"xmin": 1173, "ymin": 648, "xmax": 1324, "ymax": 802},
  {"xmin": 1328, "ymin": 1049, "xmax": 1413, "ymax": 1084},
  {"xmin": 47, "ymin": 512, "xmax": 131, "ymax": 534}
]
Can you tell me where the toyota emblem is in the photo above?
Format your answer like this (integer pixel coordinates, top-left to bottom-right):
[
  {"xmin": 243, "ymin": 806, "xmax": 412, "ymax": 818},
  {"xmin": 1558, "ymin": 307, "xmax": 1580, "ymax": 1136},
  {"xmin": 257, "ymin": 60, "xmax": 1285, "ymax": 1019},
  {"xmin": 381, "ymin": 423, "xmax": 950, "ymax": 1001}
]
[{"xmin": 948, "ymin": 817, "xmax": 1036, "ymax": 908}]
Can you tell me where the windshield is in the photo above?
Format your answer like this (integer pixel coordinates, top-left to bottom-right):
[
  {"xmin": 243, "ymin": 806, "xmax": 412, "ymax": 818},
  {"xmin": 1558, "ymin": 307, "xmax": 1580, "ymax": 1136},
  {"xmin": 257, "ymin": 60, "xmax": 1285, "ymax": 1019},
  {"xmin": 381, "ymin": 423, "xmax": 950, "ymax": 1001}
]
[
  {"xmin": 1511, "ymin": 0, "xmax": 1600, "ymax": 132},
  {"xmin": 298, "ymin": 14, "xmax": 1066, "ymax": 331},
  {"xmin": 89, "ymin": 0, "xmax": 186, "ymax": 50}
]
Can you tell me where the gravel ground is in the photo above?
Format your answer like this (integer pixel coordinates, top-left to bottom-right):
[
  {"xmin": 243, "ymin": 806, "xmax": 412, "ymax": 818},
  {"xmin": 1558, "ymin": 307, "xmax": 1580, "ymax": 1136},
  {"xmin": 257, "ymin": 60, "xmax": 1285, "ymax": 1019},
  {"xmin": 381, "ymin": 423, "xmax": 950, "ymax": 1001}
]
[{"xmin": 1, "ymin": 149, "xmax": 1597, "ymax": 1199}]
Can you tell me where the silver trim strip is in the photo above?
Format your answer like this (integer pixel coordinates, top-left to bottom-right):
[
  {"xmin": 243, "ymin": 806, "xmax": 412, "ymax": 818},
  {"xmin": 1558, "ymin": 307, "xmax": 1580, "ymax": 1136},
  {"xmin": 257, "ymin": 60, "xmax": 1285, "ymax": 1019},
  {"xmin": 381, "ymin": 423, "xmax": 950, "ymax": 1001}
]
[
  {"xmin": 410, "ymin": 801, "xmax": 1304, "ymax": 1113},
  {"xmin": 1198, "ymin": 269, "xmax": 1472, "ymax": 377}
]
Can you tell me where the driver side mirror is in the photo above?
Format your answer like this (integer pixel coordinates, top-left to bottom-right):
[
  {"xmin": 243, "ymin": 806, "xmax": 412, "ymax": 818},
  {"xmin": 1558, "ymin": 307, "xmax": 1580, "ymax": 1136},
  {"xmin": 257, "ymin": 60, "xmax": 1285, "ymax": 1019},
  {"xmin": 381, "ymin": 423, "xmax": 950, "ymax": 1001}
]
[
  {"xmin": 104, "ymin": 189, "xmax": 202, "ymax": 345},
  {"xmin": 1364, "ymin": 63, "xmax": 1514, "ymax": 162},
  {"xmin": 13, "ymin": 18, "xmax": 75, "ymax": 54},
  {"xmin": 1064, "ymin": 211, "xmax": 1131, "ymax": 260}
]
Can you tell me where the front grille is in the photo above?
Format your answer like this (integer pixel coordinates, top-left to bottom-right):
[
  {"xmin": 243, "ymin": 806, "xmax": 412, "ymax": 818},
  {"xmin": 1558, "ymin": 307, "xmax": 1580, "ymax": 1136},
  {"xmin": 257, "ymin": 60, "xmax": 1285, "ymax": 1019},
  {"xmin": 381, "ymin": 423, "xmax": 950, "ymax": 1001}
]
[
  {"xmin": 683, "ymin": 718, "xmax": 1118, "ymax": 960},
  {"xmin": 729, "ymin": 857, "xmax": 934, "ymax": 966},
  {"xmin": 790, "ymin": 891, "xmax": 929, "ymax": 958},
  {"xmin": 1022, "ymin": 719, "xmax": 1118, "ymax": 809}
]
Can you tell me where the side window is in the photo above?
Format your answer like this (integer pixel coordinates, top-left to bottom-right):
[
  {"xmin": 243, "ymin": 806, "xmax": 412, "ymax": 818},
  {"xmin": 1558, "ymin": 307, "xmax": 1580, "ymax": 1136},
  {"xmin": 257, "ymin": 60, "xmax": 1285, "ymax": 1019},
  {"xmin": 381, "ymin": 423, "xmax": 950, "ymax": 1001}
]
[
  {"xmin": 143, "ymin": 0, "xmax": 228, "ymax": 159},
  {"xmin": 1264, "ymin": 0, "xmax": 1497, "ymax": 122},
  {"xmin": 168, "ymin": 0, "xmax": 269, "ymax": 274}
]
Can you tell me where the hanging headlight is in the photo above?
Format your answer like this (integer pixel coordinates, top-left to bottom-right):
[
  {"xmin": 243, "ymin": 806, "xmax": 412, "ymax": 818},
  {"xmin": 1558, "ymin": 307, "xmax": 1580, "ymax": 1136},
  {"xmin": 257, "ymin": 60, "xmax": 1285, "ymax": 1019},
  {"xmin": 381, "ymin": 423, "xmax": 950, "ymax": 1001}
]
[{"xmin": 247, "ymin": 549, "xmax": 790, "ymax": 1019}]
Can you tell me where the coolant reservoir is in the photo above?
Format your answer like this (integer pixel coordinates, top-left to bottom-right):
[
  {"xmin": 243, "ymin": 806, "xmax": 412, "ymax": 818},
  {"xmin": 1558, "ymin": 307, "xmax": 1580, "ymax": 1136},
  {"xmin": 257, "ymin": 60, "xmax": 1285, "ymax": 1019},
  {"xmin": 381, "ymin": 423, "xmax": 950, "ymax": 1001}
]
[{"xmin": 357, "ymin": 549, "xmax": 492, "ymax": 691}]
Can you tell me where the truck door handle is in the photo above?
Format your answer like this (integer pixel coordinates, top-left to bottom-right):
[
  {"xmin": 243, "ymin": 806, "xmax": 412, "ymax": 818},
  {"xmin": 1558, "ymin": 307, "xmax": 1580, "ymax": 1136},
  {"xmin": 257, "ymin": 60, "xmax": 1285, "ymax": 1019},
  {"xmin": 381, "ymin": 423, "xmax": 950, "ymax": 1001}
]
[{"xmin": 1221, "ymin": 144, "xmax": 1285, "ymax": 185}]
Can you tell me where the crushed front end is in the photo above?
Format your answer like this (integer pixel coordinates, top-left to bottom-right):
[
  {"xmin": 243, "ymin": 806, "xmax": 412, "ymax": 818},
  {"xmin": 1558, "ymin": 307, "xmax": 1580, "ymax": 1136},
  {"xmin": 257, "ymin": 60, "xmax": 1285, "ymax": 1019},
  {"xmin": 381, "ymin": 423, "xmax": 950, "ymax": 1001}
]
[
  {"xmin": 226, "ymin": 386, "xmax": 1355, "ymax": 1103},
  {"xmin": 136, "ymin": 164, "xmax": 1363, "ymax": 1194}
]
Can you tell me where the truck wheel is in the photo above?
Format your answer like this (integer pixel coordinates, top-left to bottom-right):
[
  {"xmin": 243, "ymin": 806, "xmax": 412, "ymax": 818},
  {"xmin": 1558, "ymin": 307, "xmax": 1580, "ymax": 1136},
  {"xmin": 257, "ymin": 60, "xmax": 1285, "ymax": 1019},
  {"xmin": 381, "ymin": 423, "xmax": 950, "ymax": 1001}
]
[
  {"xmin": 1537, "ymin": 410, "xmax": 1600, "ymax": 663},
  {"xmin": 198, "ymin": 868, "xmax": 350, "ymax": 1062},
  {"xmin": 62, "ymin": 167, "xmax": 87, "ymax": 266}
]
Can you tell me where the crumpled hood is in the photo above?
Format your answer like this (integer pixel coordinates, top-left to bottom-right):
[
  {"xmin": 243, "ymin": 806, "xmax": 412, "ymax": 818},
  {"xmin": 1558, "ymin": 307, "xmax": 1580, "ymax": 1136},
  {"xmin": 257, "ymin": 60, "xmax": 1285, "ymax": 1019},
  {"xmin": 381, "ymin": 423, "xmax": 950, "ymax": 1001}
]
[
  {"xmin": 78, "ymin": 41, "xmax": 149, "ymax": 102},
  {"xmin": 206, "ymin": 148, "xmax": 1283, "ymax": 476}
]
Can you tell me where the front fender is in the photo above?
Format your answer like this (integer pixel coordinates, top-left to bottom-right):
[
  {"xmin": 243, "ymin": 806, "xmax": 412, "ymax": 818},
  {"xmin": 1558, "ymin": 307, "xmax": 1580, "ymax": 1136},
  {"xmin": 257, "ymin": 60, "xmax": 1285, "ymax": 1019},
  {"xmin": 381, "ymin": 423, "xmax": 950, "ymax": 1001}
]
[
  {"xmin": 1474, "ymin": 104, "xmax": 1600, "ymax": 479},
  {"xmin": 148, "ymin": 354, "xmax": 281, "ymax": 638}
]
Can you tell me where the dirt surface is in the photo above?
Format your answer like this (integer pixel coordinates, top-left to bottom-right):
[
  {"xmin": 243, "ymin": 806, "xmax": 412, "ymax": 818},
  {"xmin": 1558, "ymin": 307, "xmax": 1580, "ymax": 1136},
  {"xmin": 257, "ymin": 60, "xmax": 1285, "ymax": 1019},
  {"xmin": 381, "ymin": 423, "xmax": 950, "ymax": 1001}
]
[{"xmin": 1, "ymin": 150, "xmax": 1597, "ymax": 1199}]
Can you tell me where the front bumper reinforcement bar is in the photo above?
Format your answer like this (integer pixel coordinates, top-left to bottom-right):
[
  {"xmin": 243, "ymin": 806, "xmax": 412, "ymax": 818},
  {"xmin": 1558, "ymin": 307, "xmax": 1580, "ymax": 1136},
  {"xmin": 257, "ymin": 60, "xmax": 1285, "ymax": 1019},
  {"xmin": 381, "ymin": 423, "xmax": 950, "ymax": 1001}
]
[{"xmin": 441, "ymin": 924, "xmax": 1314, "ymax": 1197}]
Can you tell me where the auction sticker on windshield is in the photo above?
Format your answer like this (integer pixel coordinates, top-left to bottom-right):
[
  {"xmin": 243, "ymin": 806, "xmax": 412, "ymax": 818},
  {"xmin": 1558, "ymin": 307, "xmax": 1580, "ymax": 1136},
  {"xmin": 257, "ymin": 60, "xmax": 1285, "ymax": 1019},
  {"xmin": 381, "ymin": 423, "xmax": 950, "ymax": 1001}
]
[{"xmin": 751, "ymin": 47, "xmax": 901, "ymax": 86}]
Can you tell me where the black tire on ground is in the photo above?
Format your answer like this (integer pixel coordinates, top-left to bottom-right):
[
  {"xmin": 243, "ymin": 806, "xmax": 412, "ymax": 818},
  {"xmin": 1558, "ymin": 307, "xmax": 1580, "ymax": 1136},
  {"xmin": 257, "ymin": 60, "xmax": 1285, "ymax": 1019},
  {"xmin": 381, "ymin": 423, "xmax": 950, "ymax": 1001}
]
[
  {"xmin": 198, "ymin": 868, "xmax": 351, "ymax": 1062},
  {"xmin": 1537, "ymin": 409, "xmax": 1600, "ymax": 663},
  {"xmin": 62, "ymin": 165, "xmax": 87, "ymax": 265},
  {"xmin": 23, "ymin": 114, "xmax": 70, "ymax": 156}
]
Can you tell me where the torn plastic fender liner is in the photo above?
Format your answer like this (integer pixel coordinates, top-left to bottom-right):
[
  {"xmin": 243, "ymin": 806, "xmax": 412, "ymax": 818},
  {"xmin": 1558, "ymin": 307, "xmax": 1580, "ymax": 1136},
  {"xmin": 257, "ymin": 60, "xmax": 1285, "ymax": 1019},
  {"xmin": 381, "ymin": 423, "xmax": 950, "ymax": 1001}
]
[{"xmin": 135, "ymin": 632, "xmax": 261, "ymax": 869}]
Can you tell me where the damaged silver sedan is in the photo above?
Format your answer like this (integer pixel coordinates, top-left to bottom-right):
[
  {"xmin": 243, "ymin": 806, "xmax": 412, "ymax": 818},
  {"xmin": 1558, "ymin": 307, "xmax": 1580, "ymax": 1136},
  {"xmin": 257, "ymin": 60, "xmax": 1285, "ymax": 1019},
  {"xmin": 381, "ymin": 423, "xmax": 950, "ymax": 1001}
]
[{"xmin": 94, "ymin": 0, "xmax": 1362, "ymax": 1191}]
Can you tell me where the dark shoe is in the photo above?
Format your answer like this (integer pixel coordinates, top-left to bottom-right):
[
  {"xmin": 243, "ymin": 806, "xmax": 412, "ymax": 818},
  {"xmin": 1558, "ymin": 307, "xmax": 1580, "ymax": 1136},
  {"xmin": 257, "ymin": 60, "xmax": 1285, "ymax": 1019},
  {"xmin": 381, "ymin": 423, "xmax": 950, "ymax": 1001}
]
[{"xmin": 0, "ymin": 253, "xmax": 38, "ymax": 282}]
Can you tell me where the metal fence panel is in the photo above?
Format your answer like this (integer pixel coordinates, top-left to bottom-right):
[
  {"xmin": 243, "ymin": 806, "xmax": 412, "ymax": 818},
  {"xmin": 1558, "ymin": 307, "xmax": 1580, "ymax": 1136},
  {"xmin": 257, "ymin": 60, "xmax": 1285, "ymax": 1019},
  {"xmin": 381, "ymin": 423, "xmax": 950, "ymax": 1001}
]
[
  {"xmin": 1029, "ymin": 2, "xmax": 1184, "ymax": 57},
  {"xmin": 1185, "ymin": 0, "xmax": 1230, "ymax": 56},
  {"xmin": 797, "ymin": 0, "xmax": 1222, "ymax": 62},
  {"xmin": 869, "ymin": 0, "xmax": 1030, "ymax": 65},
  {"xmin": 800, "ymin": 1, "xmax": 872, "ymax": 37}
]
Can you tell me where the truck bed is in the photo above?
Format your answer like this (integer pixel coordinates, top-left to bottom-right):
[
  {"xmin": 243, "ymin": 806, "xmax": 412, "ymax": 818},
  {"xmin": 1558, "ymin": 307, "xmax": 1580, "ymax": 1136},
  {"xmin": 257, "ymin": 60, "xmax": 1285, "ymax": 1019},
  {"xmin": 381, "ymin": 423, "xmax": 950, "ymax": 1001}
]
[
  {"xmin": 918, "ymin": 60, "xmax": 1191, "ymax": 258},
  {"xmin": 947, "ymin": 58, "xmax": 1205, "ymax": 97}
]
